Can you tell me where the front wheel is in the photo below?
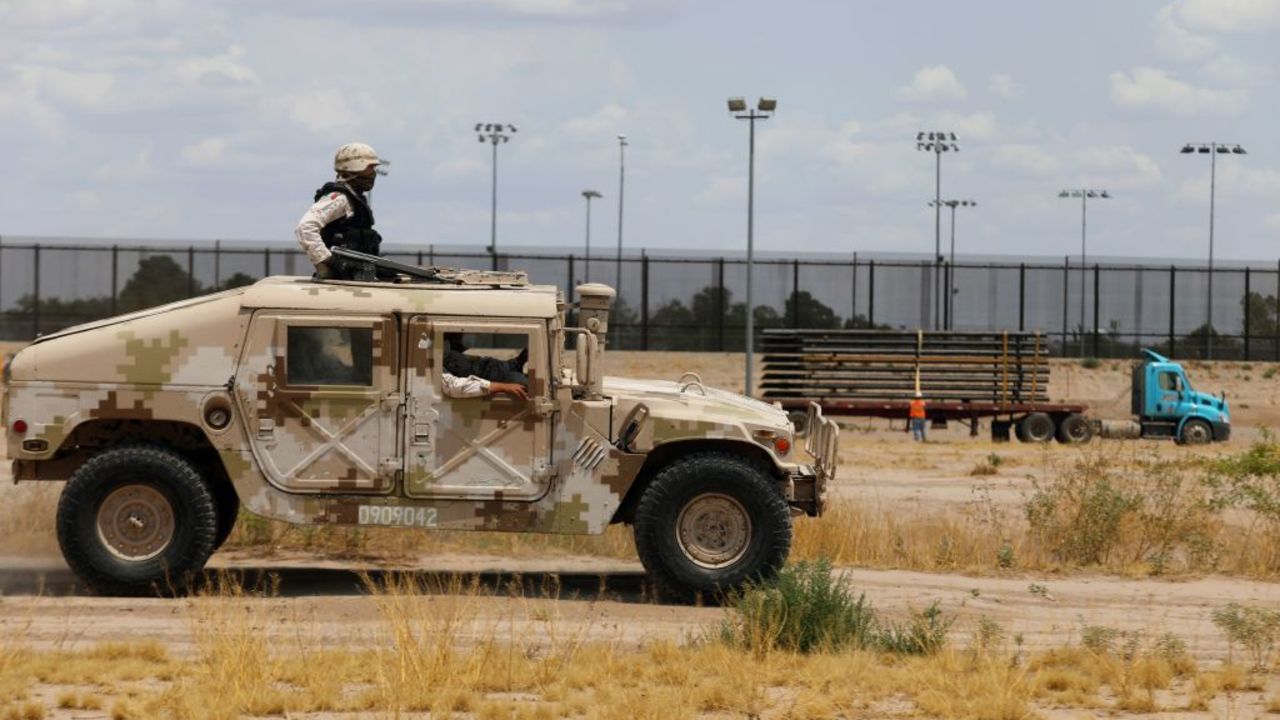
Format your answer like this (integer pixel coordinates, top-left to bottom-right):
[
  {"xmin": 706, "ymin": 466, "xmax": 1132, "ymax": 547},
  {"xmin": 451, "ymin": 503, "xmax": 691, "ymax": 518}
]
[
  {"xmin": 633, "ymin": 452, "xmax": 792, "ymax": 600},
  {"xmin": 1179, "ymin": 419, "xmax": 1212, "ymax": 445},
  {"xmin": 56, "ymin": 444, "xmax": 218, "ymax": 596}
]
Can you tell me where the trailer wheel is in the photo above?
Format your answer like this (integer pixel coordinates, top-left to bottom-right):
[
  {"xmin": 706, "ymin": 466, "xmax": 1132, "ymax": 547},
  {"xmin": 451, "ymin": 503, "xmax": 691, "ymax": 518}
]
[
  {"xmin": 1179, "ymin": 419, "xmax": 1212, "ymax": 445},
  {"xmin": 1016, "ymin": 413, "xmax": 1055, "ymax": 443},
  {"xmin": 1055, "ymin": 414, "xmax": 1092, "ymax": 444}
]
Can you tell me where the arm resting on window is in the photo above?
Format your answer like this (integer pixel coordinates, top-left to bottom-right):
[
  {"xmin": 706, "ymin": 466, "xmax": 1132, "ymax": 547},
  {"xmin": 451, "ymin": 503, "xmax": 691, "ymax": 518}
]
[{"xmin": 442, "ymin": 372, "xmax": 490, "ymax": 399}]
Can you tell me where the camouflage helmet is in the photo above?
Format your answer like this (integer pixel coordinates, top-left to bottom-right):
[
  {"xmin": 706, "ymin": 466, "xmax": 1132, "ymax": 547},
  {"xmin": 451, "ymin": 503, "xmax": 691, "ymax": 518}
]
[{"xmin": 334, "ymin": 142, "xmax": 386, "ymax": 176}]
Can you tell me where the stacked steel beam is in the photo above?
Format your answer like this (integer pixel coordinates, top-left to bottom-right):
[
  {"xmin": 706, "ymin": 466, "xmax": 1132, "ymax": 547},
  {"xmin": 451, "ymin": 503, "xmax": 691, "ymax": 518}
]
[{"xmin": 759, "ymin": 329, "xmax": 1051, "ymax": 405}]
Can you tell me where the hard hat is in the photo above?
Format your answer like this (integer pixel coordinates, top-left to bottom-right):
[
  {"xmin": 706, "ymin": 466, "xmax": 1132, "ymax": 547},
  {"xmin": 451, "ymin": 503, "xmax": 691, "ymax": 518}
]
[{"xmin": 334, "ymin": 142, "xmax": 386, "ymax": 175}]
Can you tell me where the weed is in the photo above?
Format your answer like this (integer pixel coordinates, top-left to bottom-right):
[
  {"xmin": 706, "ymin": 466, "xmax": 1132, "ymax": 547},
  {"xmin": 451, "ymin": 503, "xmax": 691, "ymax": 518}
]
[
  {"xmin": 718, "ymin": 559, "xmax": 876, "ymax": 654},
  {"xmin": 1264, "ymin": 366, "xmax": 1278, "ymax": 380},
  {"xmin": 1211, "ymin": 602, "xmax": 1280, "ymax": 670},
  {"xmin": 1081, "ymin": 357, "xmax": 1101, "ymax": 369},
  {"xmin": 1027, "ymin": 583, "xmax": 1049, "ymax": 598},
  {"xmin": 996, "ymin": 543, "xmax": 1015, "ymax": 569},
  {"xmin": 876, "ymin": 602, "xmax": 953, "ymax": 656}
]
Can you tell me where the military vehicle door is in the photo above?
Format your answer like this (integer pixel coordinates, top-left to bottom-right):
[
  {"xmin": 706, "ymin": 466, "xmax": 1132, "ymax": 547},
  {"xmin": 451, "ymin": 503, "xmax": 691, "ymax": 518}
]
[
  {"xmin": 403, "ymin": 316, "xmax": 552, "ymax": 500},
  {"xmin": 236, "ymin": 313, "xmax": 401, "ymax": 493}
]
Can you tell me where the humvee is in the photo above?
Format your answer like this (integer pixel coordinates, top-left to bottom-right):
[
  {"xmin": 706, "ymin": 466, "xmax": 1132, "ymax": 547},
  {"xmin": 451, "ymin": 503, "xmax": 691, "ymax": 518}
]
[{"xmin": 4, "ymin": 258, "xmax": 837, "ymax": 597}]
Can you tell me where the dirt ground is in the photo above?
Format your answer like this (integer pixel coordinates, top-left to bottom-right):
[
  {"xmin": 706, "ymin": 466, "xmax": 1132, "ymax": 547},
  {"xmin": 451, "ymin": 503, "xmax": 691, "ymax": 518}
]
[{"xmin": 1, "ymin": 349, "xmax": 1279, "ymax": 717}]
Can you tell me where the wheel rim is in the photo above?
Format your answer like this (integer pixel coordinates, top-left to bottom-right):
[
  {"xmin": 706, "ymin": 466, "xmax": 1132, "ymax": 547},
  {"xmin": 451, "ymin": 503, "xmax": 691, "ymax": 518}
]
[
  {"xmin": 1185, "ymin": 423, "xmax": 1210, "ymax": 444},
  {"xmin": 676, "ymin": 493, "xmax": 752, "ymax": 569},
  {"xmin": 1029, "ymin": 417, "xmax": 1053, "ymax": 441},
  {"xmin": 96, "ymin": 484, "xmax": 176, "ymax": 562},
  {"xmin": 1068, "ymin": 420, "xmax": 1087, "ymax": 440}
]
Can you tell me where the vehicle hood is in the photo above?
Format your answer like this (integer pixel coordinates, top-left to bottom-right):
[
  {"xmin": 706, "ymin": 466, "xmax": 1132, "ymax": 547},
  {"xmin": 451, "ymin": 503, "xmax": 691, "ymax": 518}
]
[
  {"xmin": 1190, "ymin": 390, "xmax": 1229, "ymax": 418},
  {"xmin": 603, "ymin": 376, "xmax": 791, "ymax": 433}
]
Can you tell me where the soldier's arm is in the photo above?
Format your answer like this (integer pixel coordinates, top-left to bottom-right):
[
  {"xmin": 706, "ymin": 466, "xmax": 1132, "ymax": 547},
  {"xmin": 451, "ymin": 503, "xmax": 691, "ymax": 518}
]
[
  {"xmin": 294, "ymin": 193, "xmax": 353, "ymax": 266},
  {"xmin": 441, "ymin": 372, "xmax": 490, "ymax": 399}
]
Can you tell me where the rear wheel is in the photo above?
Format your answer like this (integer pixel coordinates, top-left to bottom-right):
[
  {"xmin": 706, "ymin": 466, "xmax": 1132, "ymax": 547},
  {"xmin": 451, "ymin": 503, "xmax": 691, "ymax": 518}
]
[
  {"xmin": 56, "ymin": 444, "xmax": 218, "ymax": 596},
  {"xmin": 1179, "ymin": 418, "xmax": 1212, "ymax": 445},
  {"xmin": 633, "ymin": 452, "xmax": 791, "ymax": 601},
  {"xmin": 1016, "ymin": 412, "xmax": 1055, "ymax": 443},
  {"xmin": 788, "ymin": 411, "xmax": 809, "ymax": 437},
  {"xmin": 1056, "ymin": 414, "xmax": 1093, "ymax": 444}
]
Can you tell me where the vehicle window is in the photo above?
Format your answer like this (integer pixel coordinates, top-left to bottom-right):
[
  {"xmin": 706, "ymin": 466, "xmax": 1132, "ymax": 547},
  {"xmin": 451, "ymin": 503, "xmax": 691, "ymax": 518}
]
[
  {"xmin": 440, "ymin": 331, "xmax": 528, "ymax": 379},
  {"xmin": 287, "ymin": 327, "xmax": 373, "ymax": 386},
  {"xmin": 1157, "ymin": 372, "xmax": 1181, "ymax": 392}
]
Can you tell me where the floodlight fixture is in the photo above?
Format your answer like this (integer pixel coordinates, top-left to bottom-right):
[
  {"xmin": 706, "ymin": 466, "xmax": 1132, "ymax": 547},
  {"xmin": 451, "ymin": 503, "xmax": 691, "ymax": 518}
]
[
  {"xmin": 757, "ymin": 97, "xmax": 777, "ymax": 112},
  {"xmin": 727, "ymin": 97, "xmax": 747, "ymax": 112}
]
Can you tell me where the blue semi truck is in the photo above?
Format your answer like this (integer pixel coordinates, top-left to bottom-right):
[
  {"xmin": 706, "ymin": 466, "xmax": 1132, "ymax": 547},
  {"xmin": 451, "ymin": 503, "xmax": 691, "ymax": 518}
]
[{"xmin": 1092, "ymin": 349, "xmax": 1230, "ymax": 444}]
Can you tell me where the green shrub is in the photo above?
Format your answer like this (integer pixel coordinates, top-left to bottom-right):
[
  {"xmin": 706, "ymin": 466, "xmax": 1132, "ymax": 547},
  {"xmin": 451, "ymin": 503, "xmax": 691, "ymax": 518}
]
[
  {"xmin": 719, "ymin": 559, "xmax": 951, "ymax": 656},
  {"xmin": 719, "ymin": 559, "xmax": 876, "ymax": 654},
  {"xmin": 1211, "ymin": 603, "xmax": 1280, "ymax": 670},
  {"xmin": 1081, "ymin": 357, "xmax": 1101, "ymax": 369}
]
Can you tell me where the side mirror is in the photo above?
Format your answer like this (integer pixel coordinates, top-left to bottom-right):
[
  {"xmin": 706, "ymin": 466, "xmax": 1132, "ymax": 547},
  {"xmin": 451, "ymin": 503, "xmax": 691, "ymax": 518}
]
[{"xmin": 574, "ymin": 331, "xmax": 603, "ymax": 400}]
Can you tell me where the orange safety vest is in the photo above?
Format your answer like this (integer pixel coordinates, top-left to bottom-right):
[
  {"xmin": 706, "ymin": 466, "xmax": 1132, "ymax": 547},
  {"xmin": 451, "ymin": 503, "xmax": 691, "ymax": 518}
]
[{"xmin": 908, "ymin": 398, "xmax": 926, "ymax": 419}]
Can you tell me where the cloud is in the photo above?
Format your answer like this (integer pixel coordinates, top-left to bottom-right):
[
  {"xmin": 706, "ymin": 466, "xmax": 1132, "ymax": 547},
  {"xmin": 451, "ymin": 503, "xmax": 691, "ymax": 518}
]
[
  {"xmin": 895, "ymin": 65, "xmax": 966, "ymax": 102},
  {"xmin": 1266, "ymin": 213, "xmax": 1280, "ymax": 231},
  {"xmin": 270, "ymin": 89, "xmax": 361, "ymax": 135},
  {"xmin": 1171, "ymin": 0, "xmax": 1280, "ymax": 32},
  {"xmin": 561, "ymin": 103, "xmax": 628, "ymax": 137},
  {"xmin": 174, "ymin": 45, "xmax": 258, "ymax": 87},
  {"xmin": 1109, "ymin": 66, "xmax": 1248, "ymax": 116},
  {"xmin": 693, "ymin": 174, "xmax": 745, "ymax": 208},
  {"xmin": 1176, "ymin": 163, "xmax": 1280, "ymax": 204},
  {"xmin": 179, "ymin": 136, "xmax": 231, "ymax": 167},
  {"xmin": 933, "ymin": 111, "xmax": 997, "ymax": 141},
  {"xmin": 1198, "ymin": 55, "xmax": 1272, "ymax": 87},
  {"xmin": 13, "ymin": 65, "xmax": 116, "ymax": 111},
  {"xmin": 988, "ymin": 74, "xmax": 1022, "ymax": 99},
  {"xmin": 1075, "ymin": 146, "xmax": 1163, "ymax": 188},
  {"xmin": 94, "ymin": 147, "xmax": 156, "ymax": 182},
  {"xmin": 992, "ymin": 144, "xmax": 1058, "ymax": 175},
  {"xmin": 1153, "ymin": 5, "xmax": 1216, "ymax": 60}
]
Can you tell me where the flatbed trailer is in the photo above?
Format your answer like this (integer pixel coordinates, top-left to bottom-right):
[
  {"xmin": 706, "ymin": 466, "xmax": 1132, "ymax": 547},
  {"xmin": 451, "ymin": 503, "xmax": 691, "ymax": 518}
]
[{"xmin": 761, "ymin": 329, "xmax": 1093, "ymax": 443}]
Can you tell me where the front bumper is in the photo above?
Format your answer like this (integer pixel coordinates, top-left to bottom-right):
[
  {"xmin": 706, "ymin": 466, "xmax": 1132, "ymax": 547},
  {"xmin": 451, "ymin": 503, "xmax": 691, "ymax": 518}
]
[
  {"xmin": 790, "ymin": 402, "xmax": 838, "ymax": 516},
  {"xmin": 1213, "ymin": 421, "xmax": 1231, "ymax": 442}
]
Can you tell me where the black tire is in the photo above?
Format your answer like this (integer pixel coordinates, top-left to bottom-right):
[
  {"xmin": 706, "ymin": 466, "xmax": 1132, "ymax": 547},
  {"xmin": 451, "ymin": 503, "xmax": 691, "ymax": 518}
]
[
  {"xmin": 1017, "ymin": 413, "xmax": 1055, "ymax": 443},
  {"xmin": 1055, "ymin": 414, "xmax": 1093, "ymax": 444},
  {"xmin": 212, "ymin": 490, "xmax": 240, "ymax": 552},
  {"xmin": 1179, "ymin": 418, "xmax": 1212, "ymax": 445},
  {"xmin": 56, "ymin": 444, "xmax": 218, "ymax": 596},
  {"xmin": 633, "ymin": 452, "xmax": 792, "ymax": 601}
]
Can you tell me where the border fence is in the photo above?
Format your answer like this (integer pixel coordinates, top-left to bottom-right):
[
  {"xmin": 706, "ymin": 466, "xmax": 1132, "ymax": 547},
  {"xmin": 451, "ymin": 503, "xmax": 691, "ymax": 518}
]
[{"xmin": 3, "ymin": 239, "xmax": 1280, "ymax": 360}]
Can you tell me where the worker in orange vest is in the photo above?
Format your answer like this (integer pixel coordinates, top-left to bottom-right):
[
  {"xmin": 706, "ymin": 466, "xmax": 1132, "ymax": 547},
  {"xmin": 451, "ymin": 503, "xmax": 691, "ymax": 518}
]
[{"xmin": 909, "ymin": 391, "xmax": 927, "ymax": 442}]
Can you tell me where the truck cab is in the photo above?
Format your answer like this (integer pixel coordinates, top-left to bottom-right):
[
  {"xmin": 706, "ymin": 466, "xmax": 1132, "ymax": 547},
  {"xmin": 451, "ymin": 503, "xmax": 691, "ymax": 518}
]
[{"xmin": 1132, "ymin": 349, "xmax": 1230, "ymax": 443}]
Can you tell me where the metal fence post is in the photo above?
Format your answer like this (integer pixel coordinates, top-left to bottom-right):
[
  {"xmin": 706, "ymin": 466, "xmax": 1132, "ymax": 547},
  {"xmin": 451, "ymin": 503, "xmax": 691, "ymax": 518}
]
[
  {"xmin": 1275, "ymin": 260, "xmax": 1280, "ymax": 361},
  {"xmin": 32, "ymin": 244, "xmax": 40, "ymax": 337},
  {"xmin": 851, "ymin": 252, "xmax": 858, "ymax": 322},
  {"xmin": 1093, "ymin": 264, "xmax": 1101, "ymax": 357},
  {"xmin": 1169, "ymin": 266, "xmax": 1176, "ymax": 357},
  {"xmin": 791, "ymin": 259, "xmax": 800, "ymax": 328},
  {"xmin": 1061, "ymin": 256, "xmax": 1069, "ymax": 355},
  {"xmin": 187, "ymin": 246, "xmax": 196, "ymax": 297},
  {"xmin": 1018, "ymin": 263, "xmax": 1026, "ymax": 332},
  {"xmin": 641, "ymin": 251, "xmax": 650, "ymax": 351},
  {"xmin": 868, "ymin": 260, "xmax": 876, "ymax": 326},
  {"xmin": 263, "ymin": 247, "xmax": 271, "ymax": 278},
  {"xmin": 1244, "ymin": 266, "xmax": 1252, "ymax": 360},
  {"xmin": 110, "ymin": 245, "xmax": 119, "ymax": 316},
  {"xmin": 716, "ymin": 257, "xmax": 725, "ymax": 351},
  {"xmin": 417, "ymin": 250, "xmax": 423, "ymax": 266},
  {"xmin": 567, "ymin": 255, "xmax": 576, "ymax": 295},
  {"xmin": 214, "ymin": 240, "xmax": 221, "ymax": 287}
]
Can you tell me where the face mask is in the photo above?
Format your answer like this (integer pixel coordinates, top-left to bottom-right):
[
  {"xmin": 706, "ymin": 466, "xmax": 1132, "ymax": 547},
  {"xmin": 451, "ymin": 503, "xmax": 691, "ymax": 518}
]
[{"xmin": 349, "ymin": 172, "xmax": 376, "ymax": 192}]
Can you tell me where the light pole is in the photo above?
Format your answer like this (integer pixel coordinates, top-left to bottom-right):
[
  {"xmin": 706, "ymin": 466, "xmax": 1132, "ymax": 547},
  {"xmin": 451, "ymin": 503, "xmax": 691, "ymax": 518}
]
[
  {"xmin": 1058, "ymin": 188, "xmax": 1110, "ymax": 357},
  {"xmin": 581, "ymin": 190, "xmax": 602, "ymax": 282},
  {"xmin": 916, "ymin": 131, "xmax": 959, "ymax": 330},
  {"xmin": 1180, "ymin": 142, "xmax": 1246, "ymax": 359},
  {"xmin": 616, "ymin": 134, "xmax": 628, "ymax": 291},
  {"xmin": 729, "ymin": 96, "xmax": 776, "ymax": 396},
  {"xmin": 927, "ymin": 199, "xmax": 975, "ymax": 329},
  {"xmin": 476, "ymin": 122, "xmax": 517, "ymax": 270}
]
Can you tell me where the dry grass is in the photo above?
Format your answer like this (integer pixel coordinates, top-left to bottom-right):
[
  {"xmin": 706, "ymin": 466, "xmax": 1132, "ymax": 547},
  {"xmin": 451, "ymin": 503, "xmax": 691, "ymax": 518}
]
[{"xmin": 2, "ymin": 575, "xmax": 1276, "ymax": 719}]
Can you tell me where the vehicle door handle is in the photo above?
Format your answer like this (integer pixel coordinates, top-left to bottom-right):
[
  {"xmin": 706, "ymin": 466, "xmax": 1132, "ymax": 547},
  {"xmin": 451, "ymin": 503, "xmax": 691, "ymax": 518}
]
[
  {"xmin": 257, "ymin": 418, "xmax": 275, "ymax": 440},
  {"xmin": 413, "ymin": 423, "xmax": 432, "ymax": 445}
]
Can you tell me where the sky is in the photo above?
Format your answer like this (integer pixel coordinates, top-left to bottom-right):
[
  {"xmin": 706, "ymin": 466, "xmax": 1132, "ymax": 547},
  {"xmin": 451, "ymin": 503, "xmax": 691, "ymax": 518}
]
[{"xmin": 0, "ymin": 0, "xmax": 1278, "ymax": 262}]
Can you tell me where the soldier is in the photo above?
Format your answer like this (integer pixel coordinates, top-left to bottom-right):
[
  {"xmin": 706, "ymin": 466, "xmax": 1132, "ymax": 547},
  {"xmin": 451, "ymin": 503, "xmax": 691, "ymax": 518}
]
[
  {"xmin": 295, "ymin": 142, "xmax": 388, "ymax": 280},
  {"xmin": 441, "ymin": 332, "xmax": 528, "ymax": 400}
]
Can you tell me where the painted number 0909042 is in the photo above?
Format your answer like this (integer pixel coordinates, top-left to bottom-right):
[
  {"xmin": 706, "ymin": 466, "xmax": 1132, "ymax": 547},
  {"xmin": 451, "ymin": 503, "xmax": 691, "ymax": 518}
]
[{"xmin": 357, "ymin": 505, "xmax": 438, "ymax": 528}]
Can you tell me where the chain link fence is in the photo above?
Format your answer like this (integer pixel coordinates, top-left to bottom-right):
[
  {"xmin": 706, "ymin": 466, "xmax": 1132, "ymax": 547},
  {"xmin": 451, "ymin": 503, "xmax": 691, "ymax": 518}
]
[{"xmin": 3, "ymin": 239, "xmax": 1278, "ymax": 360}]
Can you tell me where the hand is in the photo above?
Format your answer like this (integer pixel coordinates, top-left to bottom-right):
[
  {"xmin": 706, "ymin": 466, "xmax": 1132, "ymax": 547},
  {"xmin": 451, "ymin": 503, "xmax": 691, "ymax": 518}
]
[
  {"xmin": 314, "ymin": 260, "xmax": 335, "ymax": 279},
  {"xmin": 490, "ymin": 382, "xmax": 528, "ymax": 400}
]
